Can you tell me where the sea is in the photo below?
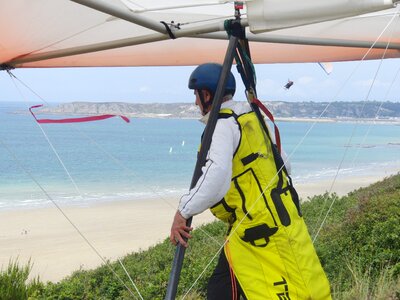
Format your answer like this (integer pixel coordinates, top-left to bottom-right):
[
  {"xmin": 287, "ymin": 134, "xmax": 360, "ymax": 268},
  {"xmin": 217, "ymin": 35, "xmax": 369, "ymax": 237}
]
[{"xmin": 0, "ymin": 101, "xmax": 399, "ymax": 211}]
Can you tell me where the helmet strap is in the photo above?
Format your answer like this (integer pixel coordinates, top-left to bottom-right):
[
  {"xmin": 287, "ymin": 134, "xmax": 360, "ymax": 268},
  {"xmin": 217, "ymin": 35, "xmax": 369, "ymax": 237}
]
[{"xmin": 198, "ymin": 90, "xmax": 211, "ymax": 115}]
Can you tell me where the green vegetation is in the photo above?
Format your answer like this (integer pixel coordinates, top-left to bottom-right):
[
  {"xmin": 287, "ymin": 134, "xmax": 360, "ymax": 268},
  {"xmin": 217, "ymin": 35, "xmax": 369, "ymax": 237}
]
[
  {"xmin": 1, "ymin": 174, "xmax": 399, "ymax": 299},
  {"xmin": 0, "ymin": 259, "xmax": 43, "ymax": 300},
  {"xmin": 302, "ymin": 173, "xmax": 400, "ymax": 299}
]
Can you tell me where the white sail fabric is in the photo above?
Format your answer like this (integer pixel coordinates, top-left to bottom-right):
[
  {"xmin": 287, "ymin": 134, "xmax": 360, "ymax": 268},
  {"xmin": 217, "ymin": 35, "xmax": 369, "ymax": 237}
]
[
  {"xmin": 247, "ymin": 0, "xmax": 396, "ymax": 32},
  {"xmin": 0, "ymin": 0, "xmax": 399, "ymax": 68}
]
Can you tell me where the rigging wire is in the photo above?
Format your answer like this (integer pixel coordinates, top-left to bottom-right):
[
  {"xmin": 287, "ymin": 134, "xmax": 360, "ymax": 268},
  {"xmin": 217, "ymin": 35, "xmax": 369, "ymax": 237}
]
[
  {"xmin": 4, "ymin": 69, "xmax": 222, "ymax": 299},
  {"xmin": 311, "ymin": 15, "xmax": 400, "ymax": 242},
  {"xmin": 5, "ymin": 71, "xmax": 142, "ymax": 299},
  {"xmin": 182, "ymin": 164, "xmax": 285, "ymax": 298},
  {"xmin": 6, "ymin": 70, "xmax": 222, "ymax": 247},
  {"xmin": 179, "ymin": 14, "xmax": 240, "ymax": 26},
  {"xmin": 182, "ymin": 245, "xmax": 225, "ymax": 299},
  {"xmin": 3, "ymin": 7, "xmax": 398, "ymax": 299},
  {"xmin": 349, "ymin": 20, "xmax": 400, "ymax": 170},
  {"xmin": 22, "ymin": 20, "xmax": 109, "ymax": 59},
  {"xmin": 73, "ymin": 127, "xmax": 222, "ymax": 246},
  {"xmin": 311, "ymin": 61, "xmax": 385, "ymax": 241},
  {"xmin": 118, "ymin": 259, "xmax": 144, "ymax": 300},
  {"xmin": 181, "ymin": 8, "xmax": 400, "ymax": 297},
  {"xmin": 350, "ymin": 65, "xmax": 400, "ymax": 169},
  {"xmin": 10, "ymin": 70, "xmax": 221, "ymax": 245},
  {"xmin": 282, "ymin": 9, "xmax": 400, "ymax": 177},
  {"xmin": 0, "ymin": 137, "xmax": 140, "ymax": 300},
  {"xmin": 122, "ymin": 0, "xmax": 244, "ymax": 27},
  {"xmin": 7, "ymin": 71, "xmax": 83, "ymax": 197}
]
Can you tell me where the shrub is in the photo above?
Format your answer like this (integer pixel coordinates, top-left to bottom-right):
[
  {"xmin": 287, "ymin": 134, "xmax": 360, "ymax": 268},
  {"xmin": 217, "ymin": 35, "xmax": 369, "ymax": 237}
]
[{"xmin": 0, "ymin": 259, "xmax": 43, "ymax": 300}]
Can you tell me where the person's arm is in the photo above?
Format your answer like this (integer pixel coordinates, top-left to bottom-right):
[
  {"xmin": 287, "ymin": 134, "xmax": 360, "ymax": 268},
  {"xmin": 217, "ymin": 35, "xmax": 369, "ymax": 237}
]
[
  {"xmin": 170, "ymin": 118, "xmax": 239, "ymax": 246},
  {"xmin": 178, "ymin": 118, "xmax": 238, "ymax": 218}
]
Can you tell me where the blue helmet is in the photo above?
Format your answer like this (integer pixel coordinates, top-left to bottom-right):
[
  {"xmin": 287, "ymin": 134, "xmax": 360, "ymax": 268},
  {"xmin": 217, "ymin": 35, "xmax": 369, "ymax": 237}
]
[{"xmin": 188, "ymin": 63, "xmax": 236, "ymax": 97}]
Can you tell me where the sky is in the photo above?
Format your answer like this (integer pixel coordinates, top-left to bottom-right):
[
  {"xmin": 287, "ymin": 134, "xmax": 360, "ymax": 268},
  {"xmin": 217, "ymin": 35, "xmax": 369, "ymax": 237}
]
[{"xmin": 1, "ymin": 58, "xmax": 400, "ymax": 105}]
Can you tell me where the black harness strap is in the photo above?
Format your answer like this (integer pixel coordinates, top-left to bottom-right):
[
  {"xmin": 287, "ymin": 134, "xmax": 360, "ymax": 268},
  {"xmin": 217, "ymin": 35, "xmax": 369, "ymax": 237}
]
[
  {"xmin": 229, "ymin": 27, "xmax": 303, "ymax": 218},
  {"xmin": 218, "ymin": 110, "xmax": 238, "ymax": 120}
]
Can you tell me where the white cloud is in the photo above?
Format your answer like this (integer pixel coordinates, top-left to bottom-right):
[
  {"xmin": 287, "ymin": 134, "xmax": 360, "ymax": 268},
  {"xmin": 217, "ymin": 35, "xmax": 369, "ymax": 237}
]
[
  {"xmin": 258, "ymin": 78, "xmax": 280, "ymax": 89},
  {"xmin": 139, "ymin": 86, "xmax": 149, "ymax": 92},
  {"xmin": 354, "ymin": 79, "xmax": 390, "ymax": 88},
  {"xmin": 297, "ymin": 76, "xmax": 314, "ymax": 85},
  {"xmin": 256, "ymin": 78, "xmax": 284, "ymax": 97},
  {"xmin": 319, "ymin": 78, "xmax": 338, "ymax": 88}
]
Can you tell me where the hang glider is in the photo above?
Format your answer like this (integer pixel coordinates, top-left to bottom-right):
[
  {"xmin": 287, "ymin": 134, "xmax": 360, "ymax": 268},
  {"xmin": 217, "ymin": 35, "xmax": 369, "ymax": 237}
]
[
  {"xmin": 2, "ymin": 2, "xmax": 399, "ymax": 298},
  {"xmin": 1, "ymin": 0, "xmax": 400, "ymax": 69},
  {"xmin": 284, "ymin": 80, "xmax": 294, "ymax": 90}
]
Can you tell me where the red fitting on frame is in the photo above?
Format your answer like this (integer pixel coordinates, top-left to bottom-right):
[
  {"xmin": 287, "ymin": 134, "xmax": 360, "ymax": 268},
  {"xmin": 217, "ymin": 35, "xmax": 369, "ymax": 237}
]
[{"xmin": 234, "ymin": 1, "xmax": 244, "ymax": 9}]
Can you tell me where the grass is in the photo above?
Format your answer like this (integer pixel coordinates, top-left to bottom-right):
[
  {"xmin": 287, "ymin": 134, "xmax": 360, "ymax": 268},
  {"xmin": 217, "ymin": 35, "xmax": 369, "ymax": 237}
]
[
  {"xmin": 332, "ymin": 262, "xmax": 400, "ymax": 300},
  {"xmin": 0, "ymin": 259, "xmax": 43, "ymax": 300}
]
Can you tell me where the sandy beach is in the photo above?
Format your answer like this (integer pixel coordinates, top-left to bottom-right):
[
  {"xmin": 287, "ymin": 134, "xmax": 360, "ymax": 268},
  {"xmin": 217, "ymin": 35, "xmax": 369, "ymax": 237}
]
[
  {"xmin": 0, "ymin": 172, "xmax": 398, "ymax": 282},
  {"xmin": 0, "ymin": 198, "xmax": 215, "ymax": 282}
]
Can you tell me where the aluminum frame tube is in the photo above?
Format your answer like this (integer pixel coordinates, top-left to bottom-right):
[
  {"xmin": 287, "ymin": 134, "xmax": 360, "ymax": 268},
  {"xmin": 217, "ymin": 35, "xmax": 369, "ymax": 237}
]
[
  {"xmin": 6, "ymin": 18, "xmax": 234, "ymax": 66},
  {"xmin": 164, "ymin": 33, "xmax": 239, "ymax": 300},
  {"xmin": 197, "ymin": 32, "xmax": 400, "ymax": 50}
]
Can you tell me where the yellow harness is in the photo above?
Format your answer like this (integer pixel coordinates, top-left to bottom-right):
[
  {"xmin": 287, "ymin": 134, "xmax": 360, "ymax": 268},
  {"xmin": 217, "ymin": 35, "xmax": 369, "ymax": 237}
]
[{"xmin": 210, "ymin": 109, "xmax": 332, "ymax": 300}]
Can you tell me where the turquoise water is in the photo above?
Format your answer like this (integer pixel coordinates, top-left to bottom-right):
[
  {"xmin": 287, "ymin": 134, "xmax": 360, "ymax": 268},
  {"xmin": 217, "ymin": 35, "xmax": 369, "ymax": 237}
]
[{"xmin": 0, "ymin": 102, "xmax": 399, "ymax": 210}]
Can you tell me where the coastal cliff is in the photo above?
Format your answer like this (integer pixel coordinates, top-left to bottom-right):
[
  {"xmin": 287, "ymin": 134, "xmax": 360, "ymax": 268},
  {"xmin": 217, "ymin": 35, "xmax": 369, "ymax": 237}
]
[{"xmin": 36, "ymin": 101, "xmax": 400, "ymax": 121}]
